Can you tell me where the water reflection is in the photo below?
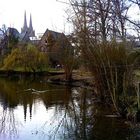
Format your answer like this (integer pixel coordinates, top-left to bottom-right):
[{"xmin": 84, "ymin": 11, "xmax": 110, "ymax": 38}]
[
  {"xmin": 40, "ymin": 88, "xmax": 95, "ymax": 140},
  {"xmin": 0, "ymin": 77, "xmax": 137, "ymax": 140}
]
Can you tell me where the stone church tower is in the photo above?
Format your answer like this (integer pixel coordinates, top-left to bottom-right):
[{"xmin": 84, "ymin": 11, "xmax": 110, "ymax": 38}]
[{"xmin": 21, "ymin": 11, "xmax": 35, "ymax": 41}]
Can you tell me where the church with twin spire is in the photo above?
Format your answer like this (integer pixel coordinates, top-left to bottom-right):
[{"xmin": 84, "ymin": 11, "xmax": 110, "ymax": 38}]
[{"xmin": 20, "ymin": 11, "xmax": 35, "ymax": 42}]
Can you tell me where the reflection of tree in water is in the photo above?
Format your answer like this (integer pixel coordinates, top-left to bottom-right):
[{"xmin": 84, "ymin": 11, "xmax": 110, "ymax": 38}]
[
  {"xmin": 0, "ymin": 78, "xmax": 82, "ymax": 139},
  {"xmin": 41, "ymin": 87, "xmax": 133, "ymax": 140},
  {"xmin": 0, "ymin": 77, "xmax": 134, "ymax": 140},
  {"xmin": 0, "ymin": 78, "xmax": 36, "ymax": 139},
  {"xmin": 0, "ymin": 108, "xmax": 22, "ymax": 139},
  {"xmin": 41, "ymin": 88, "xmax": 95, "ymax": 140},
  {"xmin": 0, "ymin": 78, "xmax": 58, "ymax": 121}
]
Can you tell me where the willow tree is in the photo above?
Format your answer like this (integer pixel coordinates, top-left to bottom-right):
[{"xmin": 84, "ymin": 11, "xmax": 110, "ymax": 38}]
[{"xmin": 3, "ymin": 44, "xmax": 48, "ymax": 72}]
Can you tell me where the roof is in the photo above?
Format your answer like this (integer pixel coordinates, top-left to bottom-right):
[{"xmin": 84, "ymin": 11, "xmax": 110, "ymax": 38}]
[
  {"xmin": 6, "ymin": 27, "xmax": 20, "ymax": 38},
  {"xmin": 38, "ymin": 29, "xmax": 65, "ymax": 47},
  {"xmin": 42, "ymin": 29, "xmax": 64, "ymax": 40}
]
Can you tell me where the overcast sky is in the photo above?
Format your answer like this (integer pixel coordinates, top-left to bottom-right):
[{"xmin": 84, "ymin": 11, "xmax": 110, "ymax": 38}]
[
  {"xmin": 0, "ymin": 0, "xmax": 139, "ymax": 36},
  {"xmin": 0, "ymin": 0, "xmax": 70, "ymax": 35}
]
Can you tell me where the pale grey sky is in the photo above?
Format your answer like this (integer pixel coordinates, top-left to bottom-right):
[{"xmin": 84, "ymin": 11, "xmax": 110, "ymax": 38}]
[
  {"xmin": 0, "ymin": 0, "xmax": 139, "ymax": 36},
  {"xmin": 0, "ymin": 0, "xmax": 69, "ymax": 35}
]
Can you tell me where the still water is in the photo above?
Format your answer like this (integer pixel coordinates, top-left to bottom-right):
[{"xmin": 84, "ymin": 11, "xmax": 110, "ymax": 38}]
[{"xmin": 0, "ymin": 77, "xmax": 138, "ymax": 140}]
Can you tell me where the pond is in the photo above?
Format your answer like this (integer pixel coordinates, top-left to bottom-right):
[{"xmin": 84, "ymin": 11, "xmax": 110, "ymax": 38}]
[{"xmin": 0, "ymin": 77, "xmax": 138, "ymax": 140}]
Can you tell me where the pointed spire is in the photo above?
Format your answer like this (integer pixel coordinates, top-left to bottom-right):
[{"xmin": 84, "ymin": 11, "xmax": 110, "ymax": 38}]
[
  {"xmin": 29, "ymin": 13, "xmax": 35, "ymax": 37},
  {"xmin": 23, "ymin": 11, "xmax": 28, "ymax": 29},
  {"xmin": 29, "ymin": 13, "xmax": 33, "ymax": 30},
  {"xmin": 21, "ymin": 11, "xmax": 35, "ymax": 38}
]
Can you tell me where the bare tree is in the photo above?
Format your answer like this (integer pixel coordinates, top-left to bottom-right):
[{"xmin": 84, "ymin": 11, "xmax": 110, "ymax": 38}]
[
  {"xmin": 60, "ymin": 0, "xmax": 140, "ymax": 115},
  {"xmin": 111, "ymin": 0, "xmax": 131, "ymax": 41}
]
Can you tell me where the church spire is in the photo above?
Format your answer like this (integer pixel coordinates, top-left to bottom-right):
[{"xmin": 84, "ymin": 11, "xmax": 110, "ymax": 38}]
[
  {"xmin": 29, "ymin": 13, "xmax": 35, "ymax": 37},
  {"xmin": 21, "ymin": 11, "xmax": 35, "ymax": 39},
  {"xmin": 23, "ymin": 11, "xmax": 28, "ymax": 29},
  {"xmin": 29, "ymin": 13, "xmax": 33, "ymax": 30}
]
